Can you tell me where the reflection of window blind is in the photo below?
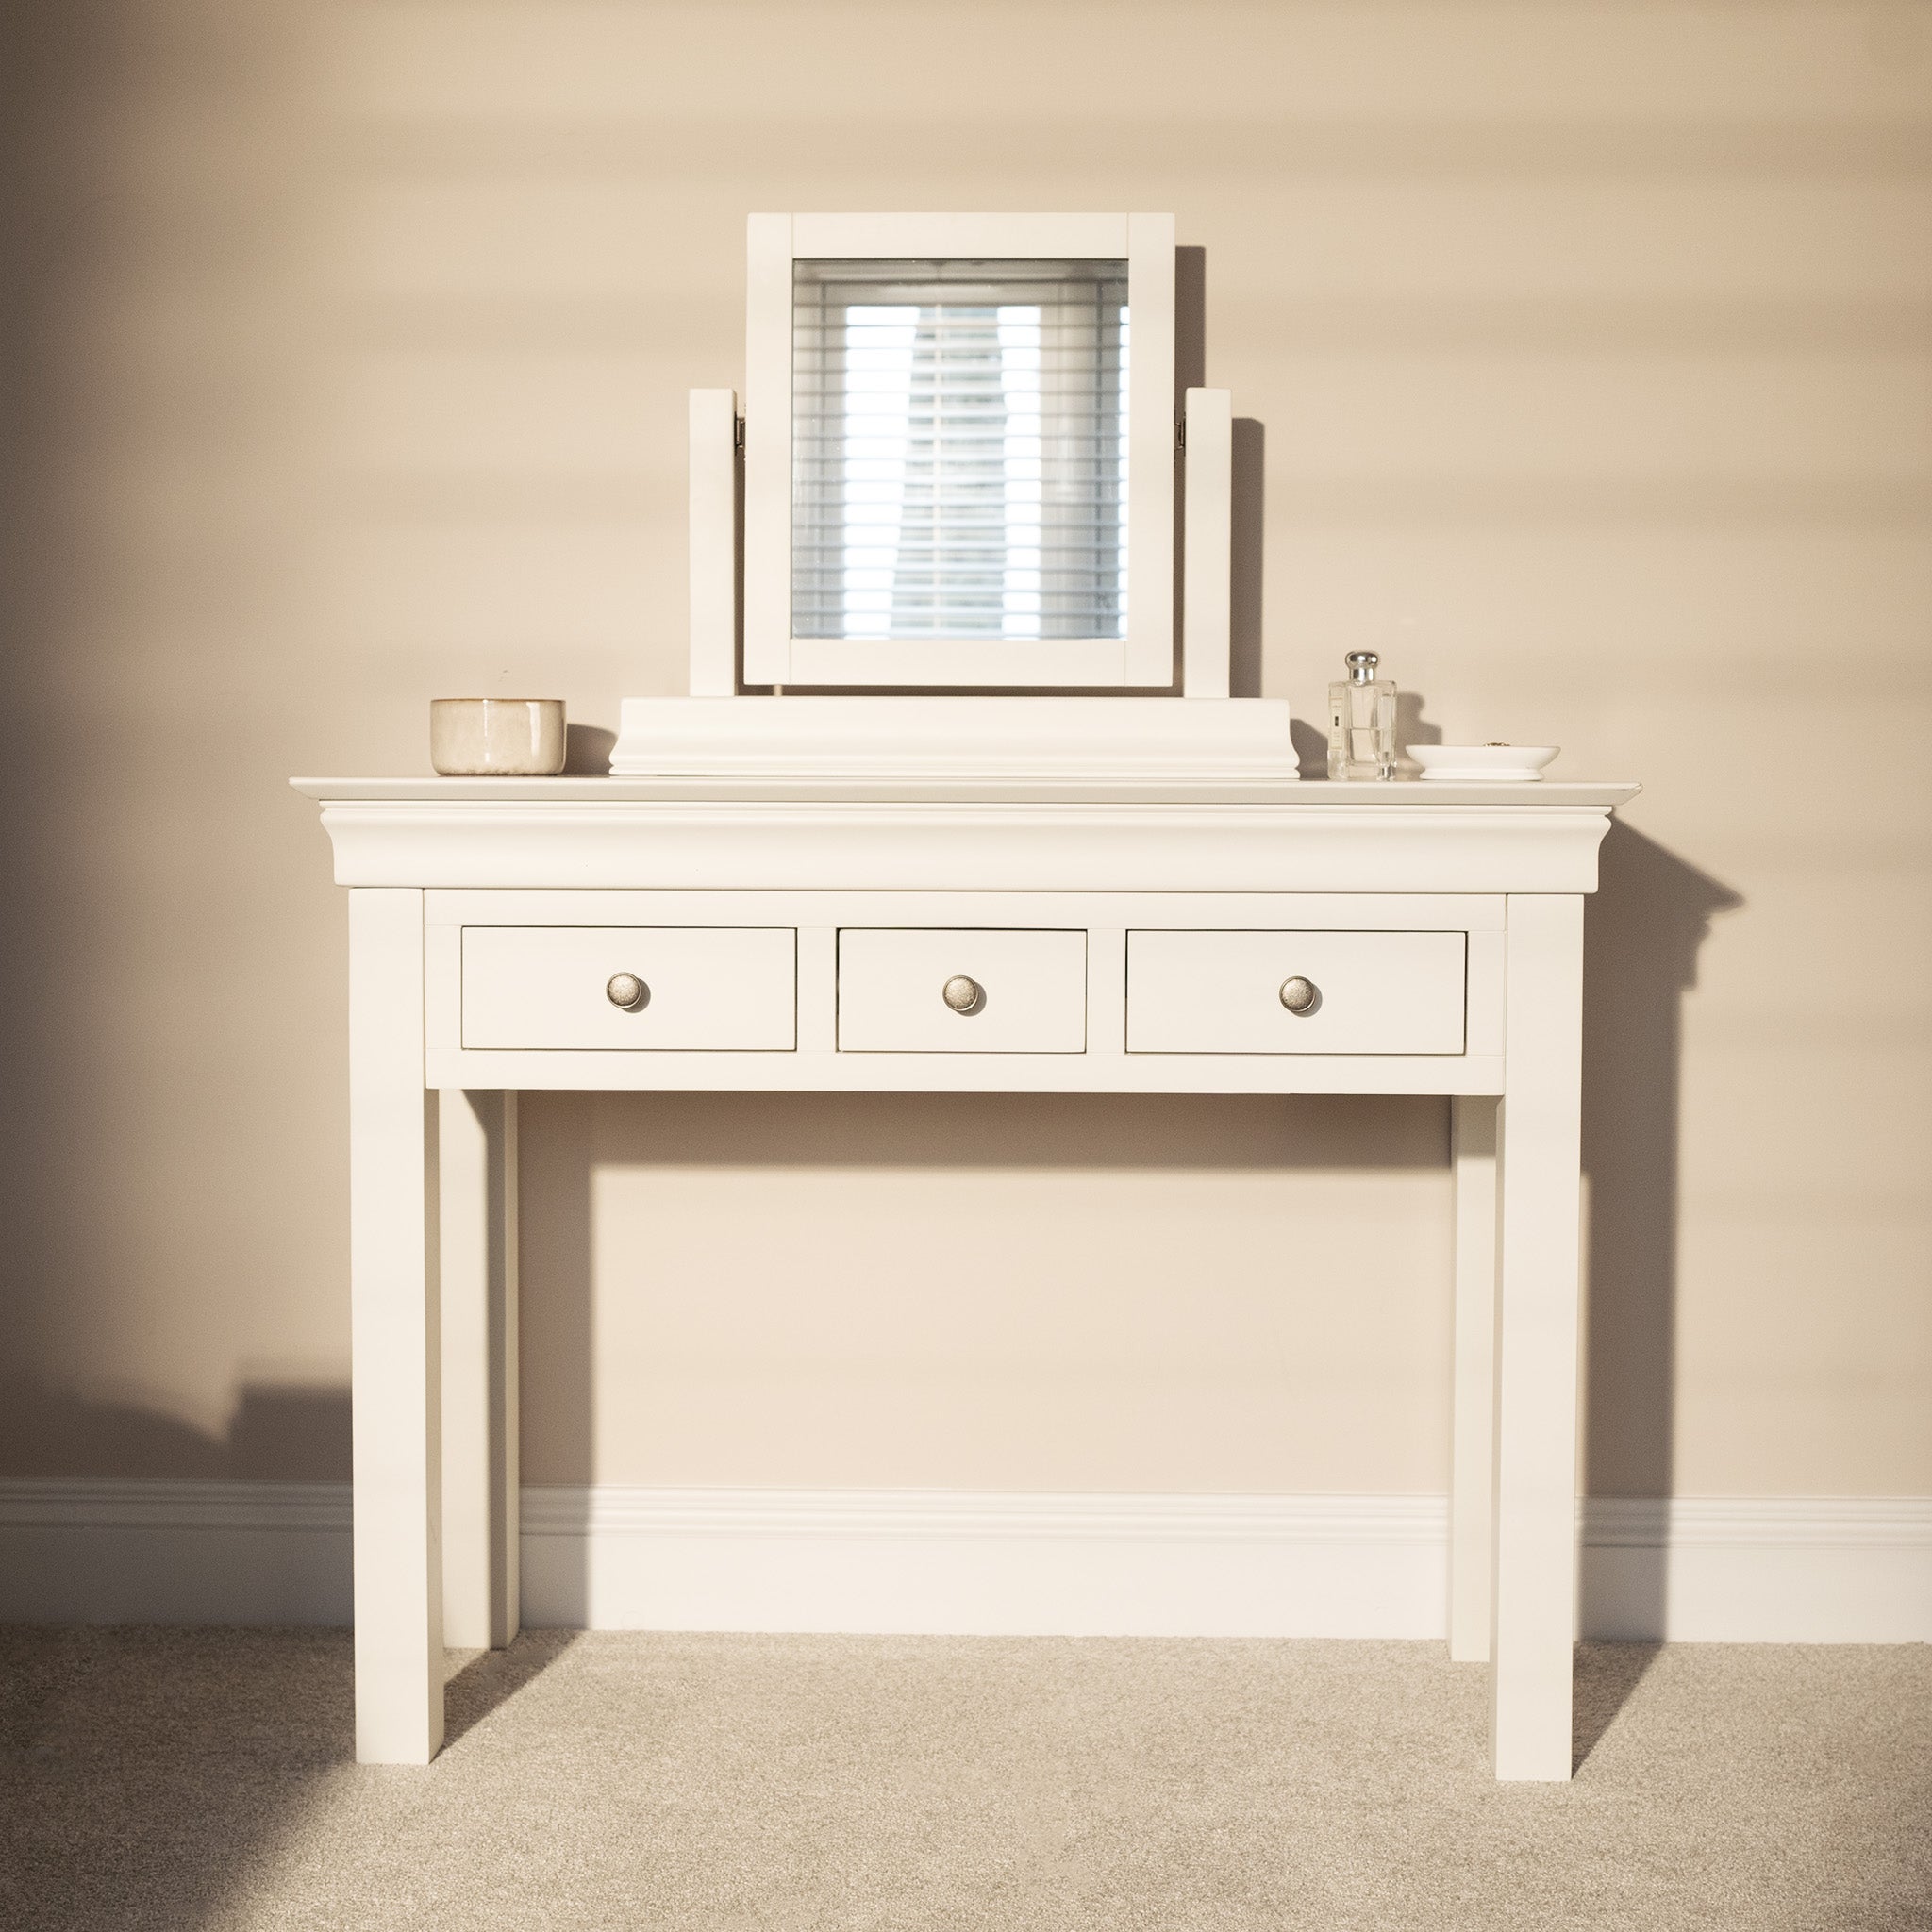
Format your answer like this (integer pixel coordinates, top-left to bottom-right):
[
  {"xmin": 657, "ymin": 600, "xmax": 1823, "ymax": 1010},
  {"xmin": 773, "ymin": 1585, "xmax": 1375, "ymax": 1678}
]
[{"xmin": 791, "ymin": 258, "xmax": 1128, "ymax": 642}]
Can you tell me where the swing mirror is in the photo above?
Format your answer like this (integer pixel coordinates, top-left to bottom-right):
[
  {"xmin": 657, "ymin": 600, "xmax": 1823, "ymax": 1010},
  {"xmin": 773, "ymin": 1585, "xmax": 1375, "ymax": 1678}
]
[{"xmin": 742, "ymin": 214, "xmax": 1176, "ymax": 691}]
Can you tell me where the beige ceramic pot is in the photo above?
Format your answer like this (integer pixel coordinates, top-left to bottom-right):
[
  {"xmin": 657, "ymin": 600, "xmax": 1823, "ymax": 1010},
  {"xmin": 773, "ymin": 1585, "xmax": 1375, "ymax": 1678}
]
[{"xmin": 430, "ymin": 698, "xmax": 567, "ymax": 774}]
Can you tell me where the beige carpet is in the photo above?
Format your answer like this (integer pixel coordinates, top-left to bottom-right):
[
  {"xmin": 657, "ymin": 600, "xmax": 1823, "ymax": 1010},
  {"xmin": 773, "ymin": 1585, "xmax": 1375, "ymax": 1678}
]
[{"xmin": 1, "ymin": 1628, "xmax": 1926, "ymax": 1931}]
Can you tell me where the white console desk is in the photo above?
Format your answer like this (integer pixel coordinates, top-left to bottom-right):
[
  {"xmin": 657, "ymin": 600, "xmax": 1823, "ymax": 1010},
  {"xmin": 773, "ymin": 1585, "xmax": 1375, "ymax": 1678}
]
[{"xmin": 297, "ymin": 773, "xmax": 1636, "ymax": 1781}]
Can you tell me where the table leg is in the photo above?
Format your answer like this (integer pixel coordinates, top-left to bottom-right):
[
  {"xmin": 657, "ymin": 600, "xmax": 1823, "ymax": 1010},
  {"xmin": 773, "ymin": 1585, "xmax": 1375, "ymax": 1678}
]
[
  {"xmin": 1449, "ymin": 1093, "xmax": 1499, "ymax": 1662},
  {"xmin": 348, "ymin": 889, "xmax": 443, "ymax": 1764},
  {"xmin": 1490, "ymin": 893, "xmax": 1585, "ymax": 1781},
  {"xmin": 440, "ymin": 1091, "xmax": 521, "ymax": 1652}
]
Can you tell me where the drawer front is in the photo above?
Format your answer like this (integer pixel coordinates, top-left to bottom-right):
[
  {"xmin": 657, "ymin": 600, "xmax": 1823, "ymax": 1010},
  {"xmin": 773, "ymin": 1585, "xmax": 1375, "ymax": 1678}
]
[
  {"xmin": 839, "ymin": 929, "xmax": 1087, "ymax": 1053},
  {"xmin": 462, "ymin": 927, "xmax": 796, "ymax": 1051},
  {"xmin": 1126, "ymin": 930, "xmax": 1466, "ymax": 1055}
]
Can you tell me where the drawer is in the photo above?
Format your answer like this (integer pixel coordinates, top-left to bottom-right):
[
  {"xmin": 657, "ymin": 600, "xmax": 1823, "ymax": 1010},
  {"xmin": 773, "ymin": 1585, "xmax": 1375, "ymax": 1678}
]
[
  {"xmin": 838, "ymin": 929, "xmax": 1086, "ymax": 1053},
  {"xmin": 1126, "ymin": 930, "xmax": 1466, "ymax": 1055},
  {"xmin": 461, "ymin": 927, "xmax": 795, "ymax": 1051}
]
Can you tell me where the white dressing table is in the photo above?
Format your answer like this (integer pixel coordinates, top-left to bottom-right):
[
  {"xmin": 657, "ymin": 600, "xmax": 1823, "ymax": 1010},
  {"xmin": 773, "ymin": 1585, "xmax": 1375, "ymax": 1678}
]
[
  {"xmin": 303, "ymin": 205, "xmax": 1637, "ymax": 1779},
  {"xmin": 296, "ymin": 771, "xmax": 1636, "ymax": 1780}
]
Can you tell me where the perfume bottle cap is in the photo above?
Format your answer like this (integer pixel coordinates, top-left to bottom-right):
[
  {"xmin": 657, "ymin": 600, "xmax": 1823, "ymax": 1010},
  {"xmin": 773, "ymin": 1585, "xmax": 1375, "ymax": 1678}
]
[{"xmin": 1345, "ymin": 650, "xmax": 1379, "ymax": 684}]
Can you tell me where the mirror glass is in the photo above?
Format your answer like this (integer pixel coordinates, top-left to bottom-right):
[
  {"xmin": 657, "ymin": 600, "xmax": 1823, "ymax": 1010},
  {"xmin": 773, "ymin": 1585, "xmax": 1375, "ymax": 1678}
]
[{"xmin": 791, "ymin": 258, "xmax": 1129, "ymax": 644}]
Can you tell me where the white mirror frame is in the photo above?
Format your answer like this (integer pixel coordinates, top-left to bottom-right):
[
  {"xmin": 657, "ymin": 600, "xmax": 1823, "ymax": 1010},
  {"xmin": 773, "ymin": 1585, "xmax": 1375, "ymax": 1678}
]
[{"xmin": 741, "ymin": 212, "xmax": 1176, "ymax": 691}]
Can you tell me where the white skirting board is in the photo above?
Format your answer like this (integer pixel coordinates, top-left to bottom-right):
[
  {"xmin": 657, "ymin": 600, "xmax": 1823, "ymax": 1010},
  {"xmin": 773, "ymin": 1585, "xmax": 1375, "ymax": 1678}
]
[
  {"xmin": 522, "ymin": 1490, "xmax": 1449, "ymax": 1640},
  {"xmin": 0, "ymin": 1481, "xmax": 356, "ymax": 1626},
  {"xmin": 0, "ymin": 1481, "xmax": 1926, "ymax": 1642}
]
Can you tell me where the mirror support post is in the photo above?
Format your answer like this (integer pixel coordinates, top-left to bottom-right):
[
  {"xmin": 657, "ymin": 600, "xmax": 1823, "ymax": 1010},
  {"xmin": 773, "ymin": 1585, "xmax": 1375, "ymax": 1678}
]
[{"xmin": 689, "ymin": 387, "xmax": 741, "ymax": 697}]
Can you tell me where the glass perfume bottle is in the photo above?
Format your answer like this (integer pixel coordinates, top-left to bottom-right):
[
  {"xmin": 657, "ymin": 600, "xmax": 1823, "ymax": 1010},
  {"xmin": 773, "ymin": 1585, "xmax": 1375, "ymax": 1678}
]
[{"xmin": 1326, "ymin": 650, "xmax": 1397, "ymax": 781}]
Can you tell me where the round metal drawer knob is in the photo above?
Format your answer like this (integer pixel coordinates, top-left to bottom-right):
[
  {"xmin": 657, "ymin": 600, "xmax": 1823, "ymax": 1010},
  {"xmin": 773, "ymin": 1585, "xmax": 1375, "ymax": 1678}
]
[
  {"xmin": 606, "ymin": 972, "xmax": 649, "ymax": 1011},
  {"xmin": 942, "ymin": 974, "xmax": 985, "ymax": 1015},
  {"xmin": 1278, "ymin": 975, "xmax": 1319, "ymax": 1014}
]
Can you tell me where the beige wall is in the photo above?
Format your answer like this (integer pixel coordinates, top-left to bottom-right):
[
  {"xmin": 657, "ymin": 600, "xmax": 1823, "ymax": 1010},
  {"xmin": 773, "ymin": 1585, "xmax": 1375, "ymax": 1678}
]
[{"xmin": 4, "ymin": 1, "xmax": 1927, "ymax": 1500}]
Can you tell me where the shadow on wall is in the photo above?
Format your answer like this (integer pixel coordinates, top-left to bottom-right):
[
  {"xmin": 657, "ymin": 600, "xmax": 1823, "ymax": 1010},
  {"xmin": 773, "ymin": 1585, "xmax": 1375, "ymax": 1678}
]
[
  {"xmin": 1580, "ymin": 823, "xmax": 1742, "ymax": 1638},
  {"xmin": 1183, "ymin": 243, "xmax": 1269, "ymax": 706},
  {"xmin": 0, "ymin": 1378, "xmax": 350, "ymax": 1480},
  {"xmin": 1231, "ymin": 417, "xmax": 1265, "ymax": 700},
  {"xmin": 565, "ymin": 723, "xmax": 616, "ymax": 774},
  {"xmin": 1174, "ymin": 244, "xmax": 1206, "ymax": 391}
]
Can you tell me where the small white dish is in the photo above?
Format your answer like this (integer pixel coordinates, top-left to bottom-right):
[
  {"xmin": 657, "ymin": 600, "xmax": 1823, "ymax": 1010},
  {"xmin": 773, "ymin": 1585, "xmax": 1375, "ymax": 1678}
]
[
  {"xmin": 431, "ymin": 697, "xmax": 567, "ymax": 775},
  {"xmin": 1407, "ymin": 744, "xmax": 1558, "ymax": 784}
]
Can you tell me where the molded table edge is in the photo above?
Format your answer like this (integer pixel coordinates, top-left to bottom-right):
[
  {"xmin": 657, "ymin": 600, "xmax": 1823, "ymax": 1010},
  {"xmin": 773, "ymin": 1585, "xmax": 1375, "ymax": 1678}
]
[{"xmin": 292, "ymin": 777, "xmax": 1642, "ymax": 809}]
